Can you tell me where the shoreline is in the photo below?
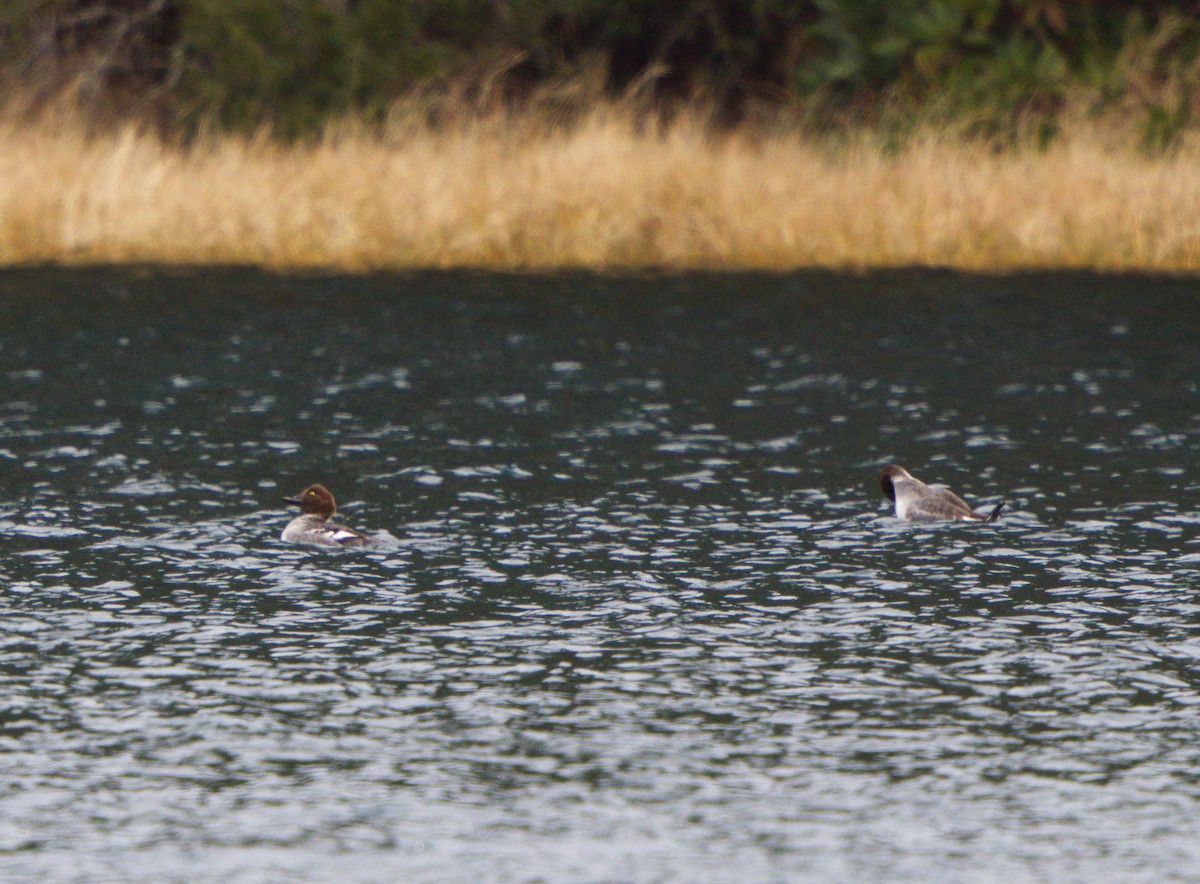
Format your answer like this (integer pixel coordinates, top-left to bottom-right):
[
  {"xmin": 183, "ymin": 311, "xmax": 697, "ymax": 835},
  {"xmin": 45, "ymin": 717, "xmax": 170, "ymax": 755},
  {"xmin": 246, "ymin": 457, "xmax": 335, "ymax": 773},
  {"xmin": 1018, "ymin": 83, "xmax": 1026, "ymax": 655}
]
[
  {"xmin": 6, "ymin": 265, "xmax": 1200, "ymax": 292},
  {"xmin": 4, "ymin": 112, "xmax": 1200, "ymax": 274}
]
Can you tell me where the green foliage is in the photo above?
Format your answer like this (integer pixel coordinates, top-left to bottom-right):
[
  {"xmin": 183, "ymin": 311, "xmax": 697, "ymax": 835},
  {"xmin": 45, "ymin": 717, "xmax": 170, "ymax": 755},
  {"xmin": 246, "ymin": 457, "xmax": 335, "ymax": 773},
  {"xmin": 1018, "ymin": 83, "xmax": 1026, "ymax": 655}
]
[
  {"xmin": 1143, "ymin": 97, "xmax": 1189, "ymax": 153},
  {"xmin": 8, "ymin": 0, "xmax": 1200, "ymax": 144},
  {"xmin": 180, "ymin": 1, "xmax": 331, "ymax": 134},
  {"xmin": 178, "ymin": 0, "xmax": 465, "ymax": 136},
  {"xmin": 0, "ymin": 1, "xmax": 64, "ymax": 65}
]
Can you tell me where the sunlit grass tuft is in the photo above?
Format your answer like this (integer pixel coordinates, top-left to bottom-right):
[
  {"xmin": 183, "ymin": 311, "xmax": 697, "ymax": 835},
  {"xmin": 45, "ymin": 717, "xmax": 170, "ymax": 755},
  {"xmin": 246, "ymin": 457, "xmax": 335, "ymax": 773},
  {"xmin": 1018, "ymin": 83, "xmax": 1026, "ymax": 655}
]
[{"xmin": 2, "ymin": 106, "xmax": 1200, "ymax": 271}]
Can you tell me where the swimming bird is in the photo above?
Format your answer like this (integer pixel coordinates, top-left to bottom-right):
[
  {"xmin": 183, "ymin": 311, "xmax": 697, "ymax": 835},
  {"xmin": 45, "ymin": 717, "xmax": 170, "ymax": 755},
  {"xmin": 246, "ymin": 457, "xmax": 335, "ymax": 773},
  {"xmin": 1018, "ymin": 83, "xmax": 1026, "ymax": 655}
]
[
  {"xmin": 879, "ymin": 464, "xmax": 1005, "ymax": 522},
  {"xmin": 281, "ymin": 483, "xmax": 370, "ymax": 547}
]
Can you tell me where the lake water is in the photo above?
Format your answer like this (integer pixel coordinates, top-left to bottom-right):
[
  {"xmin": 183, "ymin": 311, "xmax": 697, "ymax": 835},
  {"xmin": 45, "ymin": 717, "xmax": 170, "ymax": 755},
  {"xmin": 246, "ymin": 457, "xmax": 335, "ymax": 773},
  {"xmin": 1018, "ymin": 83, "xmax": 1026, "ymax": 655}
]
[{"xmin": 2, "ymin": 267, "xmax": 1199, "ymax": 881}]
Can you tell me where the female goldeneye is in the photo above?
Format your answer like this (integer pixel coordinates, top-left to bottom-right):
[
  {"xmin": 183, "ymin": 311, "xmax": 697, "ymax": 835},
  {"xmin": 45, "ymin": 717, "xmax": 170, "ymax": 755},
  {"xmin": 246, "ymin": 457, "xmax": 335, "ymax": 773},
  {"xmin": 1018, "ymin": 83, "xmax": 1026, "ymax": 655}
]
[
  {"xmin": 281, "ymin": 483, "xmax": 370, "ymax": 547},
  {"xmin": 879, "ymin": 464, "xmax": 1005, "ymax": 522}
]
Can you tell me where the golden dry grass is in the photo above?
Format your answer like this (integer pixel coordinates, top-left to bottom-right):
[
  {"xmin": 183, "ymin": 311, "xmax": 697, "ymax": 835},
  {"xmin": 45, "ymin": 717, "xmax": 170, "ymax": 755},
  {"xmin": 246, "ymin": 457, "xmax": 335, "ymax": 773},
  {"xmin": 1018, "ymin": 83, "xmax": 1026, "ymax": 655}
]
[{"xmin": 3, "ymin": 107, "xmax": 1200, "ymax": 272}]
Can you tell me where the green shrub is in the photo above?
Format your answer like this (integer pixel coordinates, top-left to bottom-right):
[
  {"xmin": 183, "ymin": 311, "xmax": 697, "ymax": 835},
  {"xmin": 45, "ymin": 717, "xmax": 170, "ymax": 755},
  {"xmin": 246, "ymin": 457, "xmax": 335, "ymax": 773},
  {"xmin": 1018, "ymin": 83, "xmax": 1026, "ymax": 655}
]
[{"xmin": 7, "ymin": 0, "xmax": 1200, "ymax": 144}]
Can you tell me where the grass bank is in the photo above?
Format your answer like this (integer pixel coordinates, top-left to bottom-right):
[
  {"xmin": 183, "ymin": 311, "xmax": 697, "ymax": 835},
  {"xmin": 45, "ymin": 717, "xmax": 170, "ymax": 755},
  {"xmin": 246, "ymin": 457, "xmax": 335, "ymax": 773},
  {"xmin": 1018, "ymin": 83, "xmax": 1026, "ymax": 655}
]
[{"xmin": 3, "ymin": 109, "xmax": 1200, "ymax": 272}]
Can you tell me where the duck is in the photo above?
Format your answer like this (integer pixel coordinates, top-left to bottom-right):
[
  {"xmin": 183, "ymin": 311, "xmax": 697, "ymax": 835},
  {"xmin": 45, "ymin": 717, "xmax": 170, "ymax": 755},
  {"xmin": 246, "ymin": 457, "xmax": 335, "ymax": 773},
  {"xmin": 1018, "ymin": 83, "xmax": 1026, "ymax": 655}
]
[
  {"xmin": 280, "ymin": 483, "xmax": 370, "ymax": 547},
  {"xmin": 879, "ymin": 464, "xmax": 1005, "ymax": 522}
]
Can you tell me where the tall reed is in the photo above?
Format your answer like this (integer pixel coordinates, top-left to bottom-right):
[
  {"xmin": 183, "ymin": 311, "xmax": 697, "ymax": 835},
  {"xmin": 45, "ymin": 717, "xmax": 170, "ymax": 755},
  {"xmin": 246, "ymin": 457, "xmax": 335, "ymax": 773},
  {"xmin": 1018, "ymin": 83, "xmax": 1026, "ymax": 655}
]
[{"xmin": 2, "ymin": 107, "xmax": 1199, "ymax": 272}]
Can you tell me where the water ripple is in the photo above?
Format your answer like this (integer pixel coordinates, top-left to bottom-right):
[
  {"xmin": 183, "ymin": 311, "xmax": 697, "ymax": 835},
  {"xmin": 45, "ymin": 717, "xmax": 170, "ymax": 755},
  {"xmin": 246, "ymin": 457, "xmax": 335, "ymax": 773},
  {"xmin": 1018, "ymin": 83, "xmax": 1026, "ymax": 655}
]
[{"xmin": 1, "ymin": 269, "xmax": 1200, "ymax": 879}]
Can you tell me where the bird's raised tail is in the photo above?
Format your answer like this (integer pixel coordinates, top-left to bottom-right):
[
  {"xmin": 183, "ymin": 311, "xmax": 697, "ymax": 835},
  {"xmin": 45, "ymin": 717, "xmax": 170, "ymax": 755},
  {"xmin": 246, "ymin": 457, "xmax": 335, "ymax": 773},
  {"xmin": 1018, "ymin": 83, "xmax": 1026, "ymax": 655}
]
[{"xmin": 985, "ymin": 501, "xmax": 1006, "ymax": 522}]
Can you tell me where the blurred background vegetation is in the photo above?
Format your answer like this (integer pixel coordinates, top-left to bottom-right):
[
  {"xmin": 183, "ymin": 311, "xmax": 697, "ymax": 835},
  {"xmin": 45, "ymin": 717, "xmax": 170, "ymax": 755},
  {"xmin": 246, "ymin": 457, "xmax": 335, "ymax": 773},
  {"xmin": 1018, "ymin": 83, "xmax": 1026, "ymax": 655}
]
[{"xmin": 3, "ymin": 0, "xmax": 1200, "ymax": 146}]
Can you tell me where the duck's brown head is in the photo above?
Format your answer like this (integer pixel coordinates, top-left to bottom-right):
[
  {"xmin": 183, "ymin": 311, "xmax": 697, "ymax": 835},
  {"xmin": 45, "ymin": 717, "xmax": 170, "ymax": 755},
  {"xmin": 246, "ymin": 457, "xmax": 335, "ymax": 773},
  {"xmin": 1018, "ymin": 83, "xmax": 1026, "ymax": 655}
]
[
  {"xmin": 283, "ymin": 483, "xmax": 337, "ymax": 520},
  {"xmin": 879, "ymin": 464, "xmax": 914, "ymax": 502}
]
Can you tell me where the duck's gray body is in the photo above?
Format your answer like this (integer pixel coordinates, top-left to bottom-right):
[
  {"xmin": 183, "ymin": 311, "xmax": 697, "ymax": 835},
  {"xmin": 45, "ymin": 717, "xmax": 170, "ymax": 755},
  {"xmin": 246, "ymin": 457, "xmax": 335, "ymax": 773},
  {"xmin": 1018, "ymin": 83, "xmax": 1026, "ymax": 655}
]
[{"xmin": 880, "ymin": 464, "xmax": 1005, "ymax": 522}]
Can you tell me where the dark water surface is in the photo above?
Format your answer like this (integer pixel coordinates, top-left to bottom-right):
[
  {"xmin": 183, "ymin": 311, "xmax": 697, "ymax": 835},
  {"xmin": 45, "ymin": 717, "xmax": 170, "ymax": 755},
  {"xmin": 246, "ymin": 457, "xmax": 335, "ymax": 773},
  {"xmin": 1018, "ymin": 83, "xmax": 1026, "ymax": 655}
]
[{"xmin": 2, "ymin": 267, "xmax": 1199, "ymax": 880}]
